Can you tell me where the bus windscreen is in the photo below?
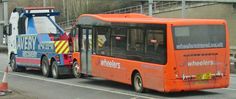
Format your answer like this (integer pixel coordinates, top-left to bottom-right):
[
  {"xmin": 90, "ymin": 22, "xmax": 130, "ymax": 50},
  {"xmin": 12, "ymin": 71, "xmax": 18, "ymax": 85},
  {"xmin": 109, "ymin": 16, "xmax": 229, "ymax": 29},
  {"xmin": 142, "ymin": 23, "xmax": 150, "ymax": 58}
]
[{"xmin": 173, "ymin": 25, "xmax": 226, "ymax": 50}]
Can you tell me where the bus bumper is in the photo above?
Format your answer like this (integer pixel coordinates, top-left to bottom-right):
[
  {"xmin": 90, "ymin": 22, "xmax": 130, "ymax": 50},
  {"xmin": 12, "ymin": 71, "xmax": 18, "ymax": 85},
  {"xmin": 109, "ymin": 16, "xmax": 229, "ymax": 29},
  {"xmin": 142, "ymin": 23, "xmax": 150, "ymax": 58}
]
[{"xmin": 164, "ymin": 76, "xmax": 229, "ymax": 92}]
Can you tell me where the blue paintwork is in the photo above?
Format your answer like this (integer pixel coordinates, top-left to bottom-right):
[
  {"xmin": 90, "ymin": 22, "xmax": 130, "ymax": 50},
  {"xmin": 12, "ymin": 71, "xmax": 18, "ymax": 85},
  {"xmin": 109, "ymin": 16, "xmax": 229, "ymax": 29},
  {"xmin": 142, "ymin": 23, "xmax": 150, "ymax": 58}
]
[
  {"xmin": 27, "ymin": 16, "xmax": 38, "ymax": 34},
  {"xmin": 37, "ymin": 34, "xmax": 51, "ymax": 42},
  {"xmin": 15, "ymin": 9, "xmax": 69, "ymax": 69}
]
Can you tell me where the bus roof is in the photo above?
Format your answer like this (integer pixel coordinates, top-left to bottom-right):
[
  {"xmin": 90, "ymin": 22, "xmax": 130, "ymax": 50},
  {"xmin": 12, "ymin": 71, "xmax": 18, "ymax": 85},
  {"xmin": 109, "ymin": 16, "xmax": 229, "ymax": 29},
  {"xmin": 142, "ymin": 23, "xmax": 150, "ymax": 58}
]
[{"xmin": 76, "ymin": 13, "xmax": 226, "ymax": 26}]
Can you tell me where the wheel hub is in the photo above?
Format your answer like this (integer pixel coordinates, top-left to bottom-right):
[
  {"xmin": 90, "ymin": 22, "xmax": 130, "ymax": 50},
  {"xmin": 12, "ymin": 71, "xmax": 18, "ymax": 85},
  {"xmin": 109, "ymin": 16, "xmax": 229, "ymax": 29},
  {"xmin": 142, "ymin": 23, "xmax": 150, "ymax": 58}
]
[{"xmin": 135, "ymin": 76, "xmax": 142, "ymax": 90}]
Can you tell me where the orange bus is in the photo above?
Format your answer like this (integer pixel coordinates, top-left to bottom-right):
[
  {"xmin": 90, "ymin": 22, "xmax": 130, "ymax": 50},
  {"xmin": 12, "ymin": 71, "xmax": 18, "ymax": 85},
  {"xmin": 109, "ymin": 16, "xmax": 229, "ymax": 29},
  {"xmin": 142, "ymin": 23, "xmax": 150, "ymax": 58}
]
[{"xmin": 70, "ymin": 13, "xmax": 230, "ymax": 92}]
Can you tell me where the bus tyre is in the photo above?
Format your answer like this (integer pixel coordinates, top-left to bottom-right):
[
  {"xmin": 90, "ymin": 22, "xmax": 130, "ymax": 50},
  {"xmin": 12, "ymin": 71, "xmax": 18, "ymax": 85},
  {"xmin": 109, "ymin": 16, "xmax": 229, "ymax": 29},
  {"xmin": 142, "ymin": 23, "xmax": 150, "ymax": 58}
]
[
  {"xmin": 52, "ymin": 61, "xmax": 60, "ymax": 79},
  {"xmin": 10, "ymin": 54, "xmax": 17, "ymax": 72},
  {"xmin": 133, "ymin": 72, "xmax": 144, "ymax": 93},
  {"xmin": 72, "ymin": 61, "xmax": 83, "ymax": 78},
  {"xmin": 41, "ymin": 56, "xmax": 50, "ymax": 77}
]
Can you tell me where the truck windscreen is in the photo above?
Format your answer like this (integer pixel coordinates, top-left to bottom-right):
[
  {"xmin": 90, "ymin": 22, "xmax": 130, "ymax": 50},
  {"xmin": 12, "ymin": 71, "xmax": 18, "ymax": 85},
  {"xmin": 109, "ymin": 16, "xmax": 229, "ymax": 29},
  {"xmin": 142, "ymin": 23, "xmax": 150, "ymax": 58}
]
[
  {"xmin": 33, "ymin": 17, "xmax": 58, "ymax": 34},
  {"xmin": 173, "ymin": 25, "xmax": 226, "ymax": 50}
]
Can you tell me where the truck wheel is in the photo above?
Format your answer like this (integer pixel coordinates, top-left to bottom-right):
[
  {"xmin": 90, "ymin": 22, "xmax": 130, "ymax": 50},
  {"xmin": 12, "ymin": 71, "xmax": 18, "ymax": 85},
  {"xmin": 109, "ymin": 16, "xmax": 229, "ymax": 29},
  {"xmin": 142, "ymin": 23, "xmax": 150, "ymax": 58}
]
[
  {"xmin": 10, "ymin": 54, "xmax": 17, "ymax": 72},
  {"xmin": 133, "ymin": 72, "xmax": 144, "ymax": 93},
  {"xmin": 52, "ymin": 61, "xmax": 60, "ymax": 79},
  {"xmin": 72, "ymin": 61, "xmax": 83, "ymax": 78},
  {"xmin": 41, "ymin": 56, "xmax": 50, "ymax": 77}
]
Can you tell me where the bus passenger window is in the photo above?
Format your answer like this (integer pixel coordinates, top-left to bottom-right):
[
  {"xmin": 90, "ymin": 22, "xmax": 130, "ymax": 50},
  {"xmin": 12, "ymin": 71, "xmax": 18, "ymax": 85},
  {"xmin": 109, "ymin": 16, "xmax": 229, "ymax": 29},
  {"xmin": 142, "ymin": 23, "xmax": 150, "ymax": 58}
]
[
  {"xmin": 127, "ymin": 29, "xmax": 144, "ymax": 61},
  {"xmin": 95, "ymin": 27, "xmax": 110, "ymax": 56},
  {"xmin": 145, "ymin": 29, "xmax": 166, "ymax": 64},
  {"xmin": 111, "ymin": 28, "xmax": 127, "ymax": 58}
]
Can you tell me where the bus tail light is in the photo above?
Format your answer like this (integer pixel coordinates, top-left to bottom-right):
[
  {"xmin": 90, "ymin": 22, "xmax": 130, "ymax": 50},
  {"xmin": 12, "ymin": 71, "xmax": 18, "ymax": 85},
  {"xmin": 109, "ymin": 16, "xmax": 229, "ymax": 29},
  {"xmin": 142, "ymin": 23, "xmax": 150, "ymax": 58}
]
[{"xmin": 182, "ymin": 74, "xmax": 196, "ymax": 80}]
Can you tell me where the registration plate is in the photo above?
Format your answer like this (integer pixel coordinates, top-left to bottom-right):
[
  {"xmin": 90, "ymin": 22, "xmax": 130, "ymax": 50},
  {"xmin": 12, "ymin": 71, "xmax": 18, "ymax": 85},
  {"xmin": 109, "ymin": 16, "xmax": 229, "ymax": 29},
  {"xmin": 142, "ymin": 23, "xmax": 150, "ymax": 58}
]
[{"xmin": 196, "ymin": 73, "xmax": 212, "ymax": 80}]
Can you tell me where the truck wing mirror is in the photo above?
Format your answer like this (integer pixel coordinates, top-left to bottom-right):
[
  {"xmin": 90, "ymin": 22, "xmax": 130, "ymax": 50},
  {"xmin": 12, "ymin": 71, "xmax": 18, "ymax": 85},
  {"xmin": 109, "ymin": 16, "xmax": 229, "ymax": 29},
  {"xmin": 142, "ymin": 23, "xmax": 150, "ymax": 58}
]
[
  {"xmin": 4, "ymin": 24, "xmax": 12, "ymax": 36},
  {"xmin": 3, "ymin": 25, "xmax": 7, "ymax": 35}
]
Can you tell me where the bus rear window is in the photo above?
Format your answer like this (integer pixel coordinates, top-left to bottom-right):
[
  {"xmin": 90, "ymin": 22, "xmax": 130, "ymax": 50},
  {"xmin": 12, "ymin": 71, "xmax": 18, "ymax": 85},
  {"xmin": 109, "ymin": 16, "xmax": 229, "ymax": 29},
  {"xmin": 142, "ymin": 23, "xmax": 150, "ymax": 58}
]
[{"xmin": 173, "ymin": 25, "xmax": 226, "ymax": 50}]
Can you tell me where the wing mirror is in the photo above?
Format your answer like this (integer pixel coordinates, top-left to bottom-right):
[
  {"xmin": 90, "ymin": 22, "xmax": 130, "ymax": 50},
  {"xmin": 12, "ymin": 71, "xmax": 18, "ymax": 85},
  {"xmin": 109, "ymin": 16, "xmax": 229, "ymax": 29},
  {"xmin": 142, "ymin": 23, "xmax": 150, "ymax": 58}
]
[{"xmin": 3, "ymin": 24, "xmax": 12, "ymax": 36}]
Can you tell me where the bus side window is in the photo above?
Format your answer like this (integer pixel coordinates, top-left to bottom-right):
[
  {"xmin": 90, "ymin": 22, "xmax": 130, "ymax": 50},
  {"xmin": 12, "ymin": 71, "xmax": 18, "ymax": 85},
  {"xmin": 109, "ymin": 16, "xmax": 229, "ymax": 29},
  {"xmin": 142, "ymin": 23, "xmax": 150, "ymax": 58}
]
[
  {"xmin": 111, "ymin": 27, "xmax": 127, "ymax": 58},
  {"xmin": 145, "ymin": 29, "xmax": 166, "ymax": 64},
  {"xmin": 73, "ymin": 28, "xmax": 80, "ymax": 52},
  {"xmin": 127, "ymin": 28, "xmax": 144, "ymax": 61},
  {"xmin": 82, "ymin": 29, "xmax": 87, "ymax": 50},
  {"xmin": 95, "ymin": 27, "xmax": 110, "ymax": 56}
]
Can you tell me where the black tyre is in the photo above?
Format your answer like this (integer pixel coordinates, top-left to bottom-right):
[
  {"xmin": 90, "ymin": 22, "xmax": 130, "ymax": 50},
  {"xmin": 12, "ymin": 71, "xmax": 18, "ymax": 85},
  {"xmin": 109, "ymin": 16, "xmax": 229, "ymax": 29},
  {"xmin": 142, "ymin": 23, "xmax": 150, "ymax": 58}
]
[
  {"xmin": 133, "ymin": 72, "xmax": 144, "ymax": 93},
  {"xmin": 52, "ymin": 60, "xmax": 60, "ymax": 79},
  {"xmin": 41, "ymin": 56, "xmax": 50, "ymax": 77},
  {"xmin": 10, "ymin": 54, "xmax": 17, "ymax": 72},
  {"xmin": 10, "ymin": 54, "xmax": 26, "ymax": 72},
  {"xmin": 72, "ymin": 61, "xmax": 83, "ymax": 78}
]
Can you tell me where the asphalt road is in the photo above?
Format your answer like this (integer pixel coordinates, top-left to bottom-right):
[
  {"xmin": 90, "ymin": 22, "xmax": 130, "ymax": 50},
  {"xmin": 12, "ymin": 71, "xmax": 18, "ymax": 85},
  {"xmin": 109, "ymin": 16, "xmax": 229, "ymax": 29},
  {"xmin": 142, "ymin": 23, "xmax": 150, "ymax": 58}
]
[{"xmin": 0, "ymin": 53, "xmax": 236, "ymax": 99}]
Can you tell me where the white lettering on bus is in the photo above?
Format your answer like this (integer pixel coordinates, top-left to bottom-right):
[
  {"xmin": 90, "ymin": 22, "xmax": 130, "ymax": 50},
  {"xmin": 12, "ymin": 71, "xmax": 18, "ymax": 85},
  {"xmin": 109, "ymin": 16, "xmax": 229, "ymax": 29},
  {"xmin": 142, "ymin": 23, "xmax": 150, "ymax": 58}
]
[
  {"xmin": 100, "ymin": 59, "xmax": 121, "ymax": 69},
  {"xmin": 187, "ymin": 60, "xmax": 216, "ymax": 66},
  {"xmin": 176, "ymin": 42, "xmax": 224, "ymax": 49}
]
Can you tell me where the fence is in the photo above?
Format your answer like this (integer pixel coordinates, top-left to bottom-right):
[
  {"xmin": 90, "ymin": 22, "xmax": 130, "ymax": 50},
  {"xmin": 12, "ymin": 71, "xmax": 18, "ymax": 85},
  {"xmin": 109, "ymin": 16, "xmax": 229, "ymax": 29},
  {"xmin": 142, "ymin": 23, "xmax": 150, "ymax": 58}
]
[{"xmin": 58, "ymin": 1, "xmax": 215, "ymax": 29}]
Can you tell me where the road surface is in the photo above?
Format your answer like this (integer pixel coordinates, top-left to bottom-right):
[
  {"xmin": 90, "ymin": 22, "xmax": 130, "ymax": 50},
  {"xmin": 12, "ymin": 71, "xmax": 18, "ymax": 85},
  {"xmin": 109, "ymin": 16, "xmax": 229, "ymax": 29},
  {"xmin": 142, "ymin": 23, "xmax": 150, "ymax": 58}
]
[{"xmin": 0, "ymin": 53, "xmax": 235, "ymax": 99}]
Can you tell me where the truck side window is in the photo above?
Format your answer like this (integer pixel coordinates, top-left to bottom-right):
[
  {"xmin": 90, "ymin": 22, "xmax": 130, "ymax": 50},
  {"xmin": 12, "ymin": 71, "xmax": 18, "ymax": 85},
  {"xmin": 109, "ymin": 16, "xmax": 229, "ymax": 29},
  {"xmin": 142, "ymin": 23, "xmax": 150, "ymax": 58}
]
[
  {"xmin": 18, "ymin": 17, "xmax": 26, "ymax": 35},
  {"xmin": 8, "ymin": 24, "xmax": 12, "ymax": 36}
]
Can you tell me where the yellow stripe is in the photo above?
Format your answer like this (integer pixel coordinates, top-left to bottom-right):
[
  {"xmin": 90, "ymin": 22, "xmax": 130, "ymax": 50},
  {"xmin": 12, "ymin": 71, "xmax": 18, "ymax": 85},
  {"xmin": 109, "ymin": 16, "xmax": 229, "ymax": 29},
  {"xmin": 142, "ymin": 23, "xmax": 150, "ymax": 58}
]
[
  {"xmin": 55, "ymin": 41, "xmax": 66, "ymax": 53},
  {"xmin": 98, "ymin": 38, "xmax": 102, "ymax": 42},
  {"xmin": 58, "ymin": 42, "xmax": 69, "ymax": 54},
  {"xmin": 64, "ymin": 47, "xmax": 69, "ymax": 54},
  {"xmin": 55, "ymin": 41, "xmax": 60, "ymax": 47},
  {"xmin": 98, "ymin": 41, "xmax": 102, "ymax": 47}
]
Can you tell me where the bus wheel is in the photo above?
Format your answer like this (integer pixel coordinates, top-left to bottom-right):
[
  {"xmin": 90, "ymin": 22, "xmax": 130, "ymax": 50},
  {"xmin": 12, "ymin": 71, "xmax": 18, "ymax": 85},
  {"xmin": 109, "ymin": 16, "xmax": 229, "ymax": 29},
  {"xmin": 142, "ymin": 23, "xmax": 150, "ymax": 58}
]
[
  {"xmin": 41, "ymin": 56, "xmax": 50, "ymax": 77},
  {"xmin": 10, "ymin": 54, "xmax": 17, "ymax": 72},
  {"xmin": 133, "ymin": 72, "xmax": 144, "ymax": 93},
  {"xmin": 72, "ymin": 61, "xmax": 83, "ymax": 78},
  {"xmin": 52, "ymin": 61, "xmax": 60, "ymax": 79}
]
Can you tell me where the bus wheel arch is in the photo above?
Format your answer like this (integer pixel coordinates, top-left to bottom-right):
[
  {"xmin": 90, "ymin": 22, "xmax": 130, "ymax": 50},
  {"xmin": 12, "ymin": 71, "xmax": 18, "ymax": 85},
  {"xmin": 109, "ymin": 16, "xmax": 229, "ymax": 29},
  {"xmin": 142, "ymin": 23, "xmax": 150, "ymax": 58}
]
[
  {"xmin": 131, "ymin": 70, "xmax": 144, "ymax": 93},
  {"xmin": 41, "ymin": 55, "xmax": 51, "ymax": 77},
  {"xmin": 72, "ymin": 59, "xmax": 83, "ymax": 78}
]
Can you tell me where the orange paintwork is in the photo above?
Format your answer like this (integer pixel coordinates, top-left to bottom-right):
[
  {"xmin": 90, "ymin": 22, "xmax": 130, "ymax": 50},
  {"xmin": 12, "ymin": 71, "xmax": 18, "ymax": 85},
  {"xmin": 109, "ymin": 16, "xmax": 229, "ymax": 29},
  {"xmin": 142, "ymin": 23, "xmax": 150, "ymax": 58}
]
[
  {"xmin": 72, "ymin": 14, "xmax": 230, "ymax": 92},
  {"xmin": 72, "ymin": 52, "xmax": 81, "ymax": 65}
]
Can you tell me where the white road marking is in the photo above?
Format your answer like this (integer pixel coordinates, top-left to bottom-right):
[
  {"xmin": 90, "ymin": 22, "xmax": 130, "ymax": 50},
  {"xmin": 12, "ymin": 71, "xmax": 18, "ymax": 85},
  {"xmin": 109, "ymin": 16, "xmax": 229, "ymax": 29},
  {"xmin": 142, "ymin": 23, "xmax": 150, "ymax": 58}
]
[
  {"xmin": 224, "ymin": 88, "xmax": 236, "ymax": 91},
  {"xmin": 0, "ymin": 71, "xmax": 157, "ymax": 99}
]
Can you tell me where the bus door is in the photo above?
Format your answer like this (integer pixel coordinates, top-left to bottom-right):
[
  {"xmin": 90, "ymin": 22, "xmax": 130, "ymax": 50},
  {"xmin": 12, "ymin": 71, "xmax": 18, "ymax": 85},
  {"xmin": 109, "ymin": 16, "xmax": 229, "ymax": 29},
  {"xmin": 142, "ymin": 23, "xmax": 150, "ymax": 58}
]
[{"xmin": 81, "ymin": 28, "xmax": 93, "ymax": 75}]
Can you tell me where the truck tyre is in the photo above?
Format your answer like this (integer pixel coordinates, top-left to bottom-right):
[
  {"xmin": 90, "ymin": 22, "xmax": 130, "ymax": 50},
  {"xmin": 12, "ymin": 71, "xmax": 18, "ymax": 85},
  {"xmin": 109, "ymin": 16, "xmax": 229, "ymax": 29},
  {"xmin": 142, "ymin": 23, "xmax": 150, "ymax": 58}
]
[
  {"xmin": 41, "ymin": 56, "xmax": 50, "ymax": 77},
  {"xmin": 133, "ymin": 72, "xmax": 144, "ymax": 93},
  {"xmin": 10, "ymin": 54, "xmax": 17, "ymax": 72},
  {"xmin": 72, "ymin": 61, "xmax": 83, "ymax": 78},
  {"xmin": 52, "ymin": 60, "xmax": 60, "ymax": 79}
]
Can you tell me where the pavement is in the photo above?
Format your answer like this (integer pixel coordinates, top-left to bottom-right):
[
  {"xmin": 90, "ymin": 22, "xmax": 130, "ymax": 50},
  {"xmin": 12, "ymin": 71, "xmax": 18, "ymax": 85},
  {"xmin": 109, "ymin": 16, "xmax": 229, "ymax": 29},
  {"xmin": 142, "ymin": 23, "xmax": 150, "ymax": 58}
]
[{"xmin": 0, "ymin": 53, "xmax": 236, "ymax": 99}]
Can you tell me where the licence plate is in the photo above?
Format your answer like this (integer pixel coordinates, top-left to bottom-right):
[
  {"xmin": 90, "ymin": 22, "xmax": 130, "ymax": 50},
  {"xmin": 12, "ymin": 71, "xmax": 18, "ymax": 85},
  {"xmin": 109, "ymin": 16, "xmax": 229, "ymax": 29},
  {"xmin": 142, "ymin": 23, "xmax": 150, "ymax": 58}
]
[{"xmin": 196, "ymin": 73, "xmax": 212, "ymax": 80}]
